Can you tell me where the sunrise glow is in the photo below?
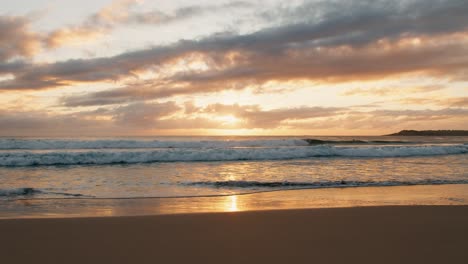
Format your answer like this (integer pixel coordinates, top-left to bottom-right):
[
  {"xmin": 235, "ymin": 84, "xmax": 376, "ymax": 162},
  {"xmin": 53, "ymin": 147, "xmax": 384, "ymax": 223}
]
[{"xmin": 0, "ymin": 0, "xmax": 467, "ymax": 136}]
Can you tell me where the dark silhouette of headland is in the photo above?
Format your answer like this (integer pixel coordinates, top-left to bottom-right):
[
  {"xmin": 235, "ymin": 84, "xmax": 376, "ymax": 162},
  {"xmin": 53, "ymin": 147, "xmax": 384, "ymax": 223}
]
[{"xmin": 387, "ymin": 130, "xmax": 468, "ymax": 136}]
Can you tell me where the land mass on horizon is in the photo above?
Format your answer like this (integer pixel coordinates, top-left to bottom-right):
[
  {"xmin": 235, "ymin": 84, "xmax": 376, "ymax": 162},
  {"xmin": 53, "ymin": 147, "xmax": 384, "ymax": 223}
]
[{"xmin": 387, "ymin": 130, "xmax": 468, "ymax": 136}]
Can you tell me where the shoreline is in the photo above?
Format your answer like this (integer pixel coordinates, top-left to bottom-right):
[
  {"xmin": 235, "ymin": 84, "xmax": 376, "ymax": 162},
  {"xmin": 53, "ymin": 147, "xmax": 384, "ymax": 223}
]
[
  {"xmin": 1, "ymin": 205, "xmax": 467, "ymax": 264},
  {"xmin": 2, "ymin": 184, "xmax": 468, "ymax": 219},
  {"xmin": 10, "ymin": 180, "xmax": 468, "ymax": 201}
]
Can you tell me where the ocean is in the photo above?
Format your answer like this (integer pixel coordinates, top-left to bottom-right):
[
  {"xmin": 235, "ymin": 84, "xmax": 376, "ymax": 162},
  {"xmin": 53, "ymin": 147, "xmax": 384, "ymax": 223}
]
[{"xmin": 0, "ymin": 136, "xmax": 467, "ymax": 202}]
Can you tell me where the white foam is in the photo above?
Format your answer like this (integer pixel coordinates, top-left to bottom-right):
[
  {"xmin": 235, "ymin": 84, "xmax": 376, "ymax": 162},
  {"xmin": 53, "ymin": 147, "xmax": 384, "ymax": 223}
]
[
  {"xmin": 0, "ymin": 139, "xmax": 309, "ymax": 150},
  {"xmin": 0, "ymin": 144, "xmax": 466, "ymax": 166}
]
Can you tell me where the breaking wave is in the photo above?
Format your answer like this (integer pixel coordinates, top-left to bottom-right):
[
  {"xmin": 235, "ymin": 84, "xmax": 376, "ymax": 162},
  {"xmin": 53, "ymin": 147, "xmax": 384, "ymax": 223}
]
[
  {"xmin": 0, "ymin": 138, "xmax": 432, "ymax": 150},
  {"xmin": 0, "ymin": 187, "xmax": 85, "ymax": 198},
  {"xmin": 303, "ymin": 139, "xmax": 411, "ymax": 145},
  {"xmin": 0, "ymin": 138, "xmax": 309, "ymax": 150},
  {"xmin": 0, "ymin": 144, "xmax": 466, "ymax": 166},
  {"xmin": 0, "ymin": 187, "xmax": 39, "ymax": 196},
  {"xmin": 184, "ymin": 179, "xmax": 468, "ymax": 189}
]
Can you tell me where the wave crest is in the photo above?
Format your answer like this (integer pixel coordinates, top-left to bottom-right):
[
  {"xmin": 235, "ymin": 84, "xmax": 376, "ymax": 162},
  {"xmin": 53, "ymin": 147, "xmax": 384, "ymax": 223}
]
[
  {"xmin": 0, "ymin": 144, "xmax": 466, "ymax": 166},
  {"xmin": 0, "ymin": 187, "xmax": 85, "ymax": 198},
  {"xmin": 184, "ymin": 179, "xmax": 468, "ymax": 189},
  {"xmin": 0, "ymin": 138, "xmax": 309, "ymax": 150},
  {"xmin": 0, "ymin": 187, "xmax": 38, "ymax": 196}
]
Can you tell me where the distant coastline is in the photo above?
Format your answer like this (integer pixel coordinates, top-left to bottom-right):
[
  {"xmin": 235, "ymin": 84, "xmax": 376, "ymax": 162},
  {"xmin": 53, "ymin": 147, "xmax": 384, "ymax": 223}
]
[{"xmin": 387, "ymin": 130, "xmax": 468, "ymax": 136}]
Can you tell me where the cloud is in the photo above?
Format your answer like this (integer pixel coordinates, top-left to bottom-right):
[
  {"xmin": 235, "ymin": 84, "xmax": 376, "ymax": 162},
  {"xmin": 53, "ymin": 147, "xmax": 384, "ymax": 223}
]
[
  {"xmin": 0, "ymin": 101, "xmax": 181, "ymax": 135},
  {"xmin": 342, "ymin": 85, "xmax": 446, "ymax": 96},
  {"xmin": 43, "ymin": 0, "xmax": 138, "ymax": 48},
  {"xmin": 366, "ymin": 108, "xmax": 468, "ymax": 119},
  {"xmin": 0, "ymin": 0, "xmax": 253, "ymax": 62},
  {"xmin": 199, "ymin": 103, "xmax": 346, "ymax": 129},
  {"xmin": 288, "ymin": 108, "xmax": 468, "ymax": 131},
  {"xmin": 0, "ymin": 102, "xmax": 341, "ymax": 135},
  {"xmin": 43, "ymin": 0, "xmax": 254, "ymax": 48},
  {"xmin": 0, "ymin": 13, "xmax": 107, "ymax": 63},
  {"xmin": 0, "ymin": 108, "xmax": 109, "ymax": 136},
  {"xmin": 58, "ymin": 32, "xmax": 468, "ymax": 105},
  {"xmin": 0, "ymin": 60, "xmax": 27, "ymax": 75},
  {"xmin": 0, "ymin": 0, "xmax": 136, "ymax": 62},
  {"xmin": 2, "ymin": 0, "xmax": 468, "ymax": 102},
  {"xmin": 446, "ymin": 97, "xmax": 468, "ymax": 107},
  {"xmin": 1, "ymin": 101, "xmax": 467, "ymax": 136},
  {"xmin": 112, "ymin": 101, "xmax": 181, "ymax": 127},
  {"xmin": 166, "ymin": 33, "xmax": 468, "ymax": 87},
  {"xmin": 60, "ymin": 76, "xmax": 256, "ymax": 106},
  {"xmin": 127, "ymin": 1, "xmax": 254, "ymax": 25},
  {"xmin": 398, "ymin": 97, "xmax": 468, "ymax": 107},
  {"xmin": 43, "ymin": 26, "xmax": 107, "ymax": 49},
  {"xmin": 0, "ymin": 16, "xmax": 41, "ymax": 62}
]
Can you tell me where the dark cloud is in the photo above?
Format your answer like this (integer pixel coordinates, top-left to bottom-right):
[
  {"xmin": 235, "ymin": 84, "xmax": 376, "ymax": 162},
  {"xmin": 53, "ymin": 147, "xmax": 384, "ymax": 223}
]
[
  {"xmin": 265, "ymin": 0, "xmax": 468, "ymax": 42},
  {"xmin": 0, "ymin": 108, "xmax": 109, "ymax": 136},
  {"xmin": 127, "ymin": 1, "xmax": 254, "ymax": 25},
  {"xmin": 60, "ymin": 38, "xmax": 468, "ymax": 105},
  {"xmin": 60, "ymin": 77, "xmax": 254, "ymax": 106},
  {"xmin": 0, "ymin": 16, "xmax": 40, "ymax": 62},
  {"xmin": 112, "ymin": 101, "xmax": 181, "ymax": 127},
  {"xmin": 0, "ymin": 61, "xmax": 27, "ymax": 75}
]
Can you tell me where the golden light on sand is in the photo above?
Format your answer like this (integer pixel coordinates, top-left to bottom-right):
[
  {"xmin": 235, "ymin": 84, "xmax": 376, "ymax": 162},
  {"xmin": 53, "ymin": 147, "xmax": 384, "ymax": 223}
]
[{"xmin": 228, "ymin": 195, "xmax": 239, "ymax": 212}]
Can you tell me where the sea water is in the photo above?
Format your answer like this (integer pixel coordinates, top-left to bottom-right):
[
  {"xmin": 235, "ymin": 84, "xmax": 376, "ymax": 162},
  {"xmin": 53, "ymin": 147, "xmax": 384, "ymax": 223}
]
[{"xmin": 0, "ymin": 136, "xmax": 467, "ymax": 200}]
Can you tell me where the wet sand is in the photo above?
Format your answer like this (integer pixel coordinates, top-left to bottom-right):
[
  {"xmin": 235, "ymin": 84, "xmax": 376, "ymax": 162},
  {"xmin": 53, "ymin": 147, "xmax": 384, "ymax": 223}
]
[
  {"xmin": 2, "ymin": 184, "xmax": 468, "ymax": 219},
  {"xmin": 1, "ymin": 205, "xmax": 467, "ymax": 264}
]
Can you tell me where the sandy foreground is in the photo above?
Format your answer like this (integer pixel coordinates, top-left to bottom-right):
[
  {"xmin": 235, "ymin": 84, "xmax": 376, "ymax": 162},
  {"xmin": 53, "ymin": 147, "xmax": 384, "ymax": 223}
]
[{"xmin": 1, "ymin": 205, "xmax": 467, "ymax": 264}]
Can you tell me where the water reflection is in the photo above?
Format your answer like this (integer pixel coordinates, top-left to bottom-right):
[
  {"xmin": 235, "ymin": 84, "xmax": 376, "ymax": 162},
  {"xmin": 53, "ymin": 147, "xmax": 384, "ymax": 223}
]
[
  {"xmin": 2, "ymin": 184, "xmax": 467, "ymax": 219},
  {"xmin": 227, "ymin": 195, "xmax": 239, "ymax": 212},
  {"xmin": 1, "ymin": 155, "xmax": 466, "ymax": 199}
]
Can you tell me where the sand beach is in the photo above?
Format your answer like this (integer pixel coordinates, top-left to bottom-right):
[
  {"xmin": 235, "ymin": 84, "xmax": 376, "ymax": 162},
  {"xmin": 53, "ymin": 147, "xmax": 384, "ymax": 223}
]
[
  {"xmin": 2, "ymin": 184, "xmax": 468, "ymax": 264},
  {"xmin": 1, "ymin": 205, "xmax": 467, "ymax": 264}
]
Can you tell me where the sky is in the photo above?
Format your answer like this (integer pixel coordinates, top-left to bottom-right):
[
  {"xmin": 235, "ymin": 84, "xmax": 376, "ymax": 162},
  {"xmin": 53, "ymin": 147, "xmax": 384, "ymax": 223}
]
[{"xmin": 0, "ymin": 0, "xmax": 467, "ymax": 136}]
